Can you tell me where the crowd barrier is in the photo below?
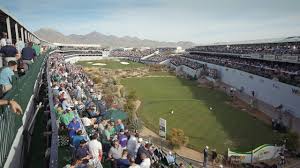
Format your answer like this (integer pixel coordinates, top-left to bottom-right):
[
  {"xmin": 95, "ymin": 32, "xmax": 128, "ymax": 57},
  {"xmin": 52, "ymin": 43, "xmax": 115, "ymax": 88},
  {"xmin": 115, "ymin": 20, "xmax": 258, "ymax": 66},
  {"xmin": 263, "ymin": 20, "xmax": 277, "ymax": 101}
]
[{"xmin": 0, "ymin": 52, "xmax": 48, "ymax": 167}]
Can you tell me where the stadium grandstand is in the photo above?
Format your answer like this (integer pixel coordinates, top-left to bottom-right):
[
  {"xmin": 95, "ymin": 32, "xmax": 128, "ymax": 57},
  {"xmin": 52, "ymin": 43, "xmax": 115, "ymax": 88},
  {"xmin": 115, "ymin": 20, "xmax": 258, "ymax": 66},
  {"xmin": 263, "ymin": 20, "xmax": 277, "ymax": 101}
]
[{"xmin": 1, "ymin": 5, "xmax": 300, "ymax": 168}]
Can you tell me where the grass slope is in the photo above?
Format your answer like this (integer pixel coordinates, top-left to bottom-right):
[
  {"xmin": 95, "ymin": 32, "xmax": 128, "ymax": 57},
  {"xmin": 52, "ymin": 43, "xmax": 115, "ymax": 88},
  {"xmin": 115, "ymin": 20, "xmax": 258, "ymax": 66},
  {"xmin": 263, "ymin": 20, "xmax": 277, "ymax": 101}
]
[
  {"xmin": 121, "ymin": 76, "xmax": 279, "ymax": 153},
  {"xmin": 76, "ymin": 60, "xmax": 146, "ymax": 69}
]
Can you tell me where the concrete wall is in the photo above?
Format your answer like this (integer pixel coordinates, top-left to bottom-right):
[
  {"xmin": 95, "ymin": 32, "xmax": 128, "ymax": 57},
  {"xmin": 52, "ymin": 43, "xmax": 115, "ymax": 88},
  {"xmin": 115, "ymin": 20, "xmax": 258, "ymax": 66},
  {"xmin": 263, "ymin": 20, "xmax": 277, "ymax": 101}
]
[{"xmin": 179, "ymin": 58, "xmax": 300, "ymax": 118}]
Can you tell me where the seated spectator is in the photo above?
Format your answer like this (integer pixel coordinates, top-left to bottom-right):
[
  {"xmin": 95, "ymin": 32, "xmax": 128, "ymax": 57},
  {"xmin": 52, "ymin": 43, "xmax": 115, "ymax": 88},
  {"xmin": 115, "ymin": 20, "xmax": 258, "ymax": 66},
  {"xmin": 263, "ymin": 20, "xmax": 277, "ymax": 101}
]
[
  {"xmin": 139, "ymin": 153, "xmax": 151, "ymax": 168},
  {"xmin": 75, "ymin": 140, "xmax": 90, "ymax": 160},
  {"xmin": 21, "ymin": 42, "xmax": 36, "ymax": 71},
  {"xmin": 0, "ymin": 40, "xmax": 19, "ymax": 66},
  {"xmin": 67, "ymin": 118, "xmax": 81, "ymax": 139},
  {"xmin": 88, "ymin": 133, "xmax": 103, "ymax": 162},
  {"xmin": 116, "ymin": 119, "xmax": 125, "ymax": 133},
  {"xmin": 60, "ymin": 109, "xmax": 75, "ymax": 126},
  {"xmin": 72, "ymin": 130, "xmax": 85, "ymax": 149},
  {"xmin": 98, "ymin": 119, "xmax": 108, "ymax": 135},
  {"xmin": 116, "ymin": 149, "xmax": 130, "ymax": 168},
  {"xmin": 0, "ymin": 61, "xmax": 17, "ymax": 94}
]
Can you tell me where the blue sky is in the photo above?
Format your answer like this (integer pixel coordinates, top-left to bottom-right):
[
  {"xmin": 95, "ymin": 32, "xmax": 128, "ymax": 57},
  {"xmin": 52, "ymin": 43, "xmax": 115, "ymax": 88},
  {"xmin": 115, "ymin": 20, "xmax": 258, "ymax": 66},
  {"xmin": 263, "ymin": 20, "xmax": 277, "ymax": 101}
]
[{"xmin": 1, "ymin": 0, "xmax": 300, "ymax": 43}]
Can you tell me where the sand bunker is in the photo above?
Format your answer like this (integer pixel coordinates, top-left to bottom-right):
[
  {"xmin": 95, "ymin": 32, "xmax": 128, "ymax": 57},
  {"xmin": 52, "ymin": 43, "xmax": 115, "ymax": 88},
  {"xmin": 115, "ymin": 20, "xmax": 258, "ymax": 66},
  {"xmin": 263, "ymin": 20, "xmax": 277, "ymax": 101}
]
[
  {"xmin": 120, "ymin": 62, "xmax": 130, "ymax": 65},
  {"xmin": 92, "ymin": 63, "xmax": 107, "ymax": 66},
  {"xmin": 87, "ymin": 62, "xmax": 93, "ymax": 64}
]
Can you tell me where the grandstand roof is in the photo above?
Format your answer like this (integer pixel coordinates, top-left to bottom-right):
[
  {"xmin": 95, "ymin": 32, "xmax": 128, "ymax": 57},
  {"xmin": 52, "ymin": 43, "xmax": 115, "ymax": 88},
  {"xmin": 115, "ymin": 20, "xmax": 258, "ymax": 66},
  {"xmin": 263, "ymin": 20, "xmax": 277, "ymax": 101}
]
[
  {"xmin": 53, "ymin": 43, "xmax": 101, "ymax": 47},
  {"xmin": 197, "ymin": 36, "xmax": 300, "ymax": 47}
]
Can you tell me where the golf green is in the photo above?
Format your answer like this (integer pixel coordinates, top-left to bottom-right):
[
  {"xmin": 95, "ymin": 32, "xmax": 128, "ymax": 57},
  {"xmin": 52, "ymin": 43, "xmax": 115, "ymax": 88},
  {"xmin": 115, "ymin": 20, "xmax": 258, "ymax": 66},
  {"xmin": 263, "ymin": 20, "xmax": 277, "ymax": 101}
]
[{"xmin": 121, "ymin": 76, "xmax": 279, "ymax": 153}]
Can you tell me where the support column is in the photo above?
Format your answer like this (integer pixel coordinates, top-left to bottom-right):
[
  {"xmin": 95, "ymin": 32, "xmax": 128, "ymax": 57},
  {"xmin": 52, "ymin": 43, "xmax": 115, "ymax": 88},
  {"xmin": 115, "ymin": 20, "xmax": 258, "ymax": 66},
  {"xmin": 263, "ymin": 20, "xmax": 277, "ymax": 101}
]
[
  {"xmin": 6, "ymin": 17, "xmax": 12, "ymax": 41},
  {"xmin": 15, "ymin": 24, "xmax": 19, "ymax": 42},
  {"xmin": 24, "ymin": 30, "xmax": 27, "ymax": 42},
  {"xmin": 20, "ymin": 27, "xmax": 24, "ymax": 42}
]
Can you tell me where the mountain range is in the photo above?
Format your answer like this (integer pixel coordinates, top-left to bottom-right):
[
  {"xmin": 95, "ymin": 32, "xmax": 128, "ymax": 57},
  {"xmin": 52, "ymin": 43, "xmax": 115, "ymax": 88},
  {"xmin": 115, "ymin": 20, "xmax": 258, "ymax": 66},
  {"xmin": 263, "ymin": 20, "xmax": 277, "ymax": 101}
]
[{"xmin": 34, "ymin": 28, "xmax": 196, "ymax": 48}]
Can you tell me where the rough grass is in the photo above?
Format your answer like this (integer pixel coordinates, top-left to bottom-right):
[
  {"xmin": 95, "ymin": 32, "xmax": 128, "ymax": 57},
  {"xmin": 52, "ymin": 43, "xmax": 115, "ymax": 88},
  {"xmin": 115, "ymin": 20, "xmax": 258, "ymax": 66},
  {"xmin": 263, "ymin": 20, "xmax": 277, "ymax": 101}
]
[{"xmin": 121, "ymin": 76, "xmax": 279, "ymax": 153}]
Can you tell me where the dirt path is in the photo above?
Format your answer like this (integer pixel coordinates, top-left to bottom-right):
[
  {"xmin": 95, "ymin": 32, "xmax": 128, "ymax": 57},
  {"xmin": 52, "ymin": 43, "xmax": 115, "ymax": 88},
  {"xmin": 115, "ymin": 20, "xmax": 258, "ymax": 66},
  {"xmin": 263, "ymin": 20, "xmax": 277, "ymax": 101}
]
[{"xmin": 140, "ymin": 127, "xmax": 204, "ymax": 162}]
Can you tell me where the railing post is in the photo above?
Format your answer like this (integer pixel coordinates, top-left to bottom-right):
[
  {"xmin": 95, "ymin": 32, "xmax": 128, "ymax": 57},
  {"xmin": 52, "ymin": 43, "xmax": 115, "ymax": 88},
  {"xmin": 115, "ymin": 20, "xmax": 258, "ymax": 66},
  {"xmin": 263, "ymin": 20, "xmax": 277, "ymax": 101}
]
[
  {"xmin": 20, "ymin": 27, "xmax": 24, "ymax": 42},
  {"xmin": 15, "ymin": 23, "xmax": 19, "ymax": 42}
]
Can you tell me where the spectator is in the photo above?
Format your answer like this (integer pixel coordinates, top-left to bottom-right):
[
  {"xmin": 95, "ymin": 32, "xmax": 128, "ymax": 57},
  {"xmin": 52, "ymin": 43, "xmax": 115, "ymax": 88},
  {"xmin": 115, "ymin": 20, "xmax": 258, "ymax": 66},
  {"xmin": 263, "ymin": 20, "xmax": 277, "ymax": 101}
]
[
  {"xmin": 166, "ymin": 151, "xmax": 175, "ymax": 166},
  {"xmin": 88, "ymin": 133, "xmax": 103, "ymax": 162},
  {"xmin": 109, "ymin": 139, "xmax": 123, "ymax": 160},
  {"xmin": 116, "ymin": 119, "xmax": 125, "ymax": 133},
  {"xmin": 60, "ymin": 108, "xmax": 75, "ymax": 126},
  {"xmin": 129, "ymin": 157, "xmax": 140, "ymax": 168},
  {"xmin": 139, "ymin": 153, "xmax": 151, "ymax": 168},
  {"xmin": 118, "ymin": 129, "xmax": 128, "ymax": 149},
  {"xmin": 0, "ymin": 99, "xmax": 22, "ymax": 114},
  {"xmin": 75, "ymin": 140, "xmax": 90, "ymax": 160},
  {"xmin": 116, "ymin": 149, "xmax": 130, "ymax": 168},
  {"xmin": 21, "ymin": 42, "xmax": 36, "ymax": 71},
  {"xmin": 127, "ymin": 133, "xmax": 139, "ymax": 158},
  {"xmin": 211, "ymin": 149, "xmax": 217, "ymax": 167},
  {"xmin": 203, "ymin": 146, "xmax": 209, "ymax": 168},
  {"xmin": 0, "ymin": 39, "xmax": 19, "ymax": 66},
  {"xmin": 67, "ymin": 118, "xmax": 81, "ymax": 139},
  {"xmin": 72, "ymin": 130, "xmax": 85, "ymax": 149},
  {"xmin": 0, "ymin": 60, "xmax": 17, "ymax": 94},
  {"xmin": 0, "ymin": 32, "xmax": 7, "ymax": 47}
]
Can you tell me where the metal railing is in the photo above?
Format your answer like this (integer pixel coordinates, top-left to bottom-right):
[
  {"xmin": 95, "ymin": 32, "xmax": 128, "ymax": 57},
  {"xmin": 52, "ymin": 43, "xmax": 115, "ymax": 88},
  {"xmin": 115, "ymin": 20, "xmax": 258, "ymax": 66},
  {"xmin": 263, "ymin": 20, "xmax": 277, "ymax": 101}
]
[{"xmin": 0, "ymin": 53, "xmax": 47, "ymax": 167}]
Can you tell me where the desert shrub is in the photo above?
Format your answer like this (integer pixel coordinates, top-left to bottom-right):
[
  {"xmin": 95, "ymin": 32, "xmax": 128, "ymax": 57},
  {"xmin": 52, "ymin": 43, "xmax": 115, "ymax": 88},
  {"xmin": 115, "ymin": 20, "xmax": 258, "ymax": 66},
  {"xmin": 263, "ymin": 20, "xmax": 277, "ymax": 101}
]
[{"xmin": 169, "ymin": 128, "xmax": 189, "ymax": 149}]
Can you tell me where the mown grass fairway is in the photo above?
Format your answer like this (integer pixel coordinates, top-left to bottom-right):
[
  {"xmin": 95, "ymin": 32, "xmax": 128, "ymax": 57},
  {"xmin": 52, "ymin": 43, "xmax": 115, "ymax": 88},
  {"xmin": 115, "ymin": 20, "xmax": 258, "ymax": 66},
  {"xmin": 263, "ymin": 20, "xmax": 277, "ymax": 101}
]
[
  {"xmin": 76, "ymin": 59, "xmax": 145, "ymax": 69},
  {"xmin": 121, "ymin": 76, "xmax": 279, "ymax": 152}
]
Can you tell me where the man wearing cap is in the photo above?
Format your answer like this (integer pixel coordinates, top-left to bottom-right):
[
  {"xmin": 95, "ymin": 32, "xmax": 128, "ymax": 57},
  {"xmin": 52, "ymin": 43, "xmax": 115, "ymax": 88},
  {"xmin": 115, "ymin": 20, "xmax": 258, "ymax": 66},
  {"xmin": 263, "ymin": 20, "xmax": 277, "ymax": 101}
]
[
  {"xmin": 0, "ymin": 39, "xmax": 19, "ymax": 66},
  {"xmin": 0, "ymin": 61, "xmax": 17, "ymax": 93}
]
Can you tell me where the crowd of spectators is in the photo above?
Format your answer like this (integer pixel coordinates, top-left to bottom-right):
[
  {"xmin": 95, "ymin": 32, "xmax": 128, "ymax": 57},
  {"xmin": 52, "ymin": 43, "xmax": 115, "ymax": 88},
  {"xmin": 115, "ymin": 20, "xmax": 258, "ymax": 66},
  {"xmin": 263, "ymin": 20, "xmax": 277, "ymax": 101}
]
[
  {"xmin": 170, "ymin": 56, "xmax": 204, "ymax": 70},
  {"xmin": 109, "ymin": 49, "xmax": 155, "ymax": 58},
  {"xmin": 142, "ymin": 54, "xmax": 173, "ymax": 63},
  {"xmin": 0, "ymin": 32, "xmax": 41, "ymax": 96},
  {"xmin": 184, "ymin": 53, "xmax": 300, "ymax": 87},
  {"xmin": 188, "ymin": 42, "xmax": 300, "ymax": 56},
  {"xmin": 49, "ymin": 53, "xmax": 180, "ymax": 168}
]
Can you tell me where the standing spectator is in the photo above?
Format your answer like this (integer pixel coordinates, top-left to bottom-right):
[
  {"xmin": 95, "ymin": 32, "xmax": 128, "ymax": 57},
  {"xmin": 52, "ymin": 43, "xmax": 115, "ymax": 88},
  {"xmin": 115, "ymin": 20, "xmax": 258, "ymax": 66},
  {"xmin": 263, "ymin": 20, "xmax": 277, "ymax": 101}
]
[
  {"xmin": 211, "ymin": 149, "xmax": 217, "ymax": 167},
  {"xmin": 139, "ymin": 153, "xmax": 151, "ymax": 168},
  {"xmin": 88, "ymin": 133, "xmax": 103, "ymax": 162},
  {"xmin": 0, "ymin": 32, "xmax": 7, "ymax": 47},
  {"xmin": 203, "ymin": 146, "xmax": 209, "ymax": 168},
  {"xmin": 0, "ymin": 61, "xmax": 17, "ymax": 94},
  {"xmin": 127, "ymin": 133, "xmax": 139, "ymax": 158},
  {"xmin": 0, "ymin": 39, "xmax": 19, "ymax": 66},
  {"xmin": 32, "ymin": 43, "xmax": 41, "ymax": 56},
  {"xmin": 15, "ymin": 39, "xmax": 25, "ymax": 54},
  {"xmin": 21, "ymin": 42, "xmax": 36, "ymax": 71}
]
